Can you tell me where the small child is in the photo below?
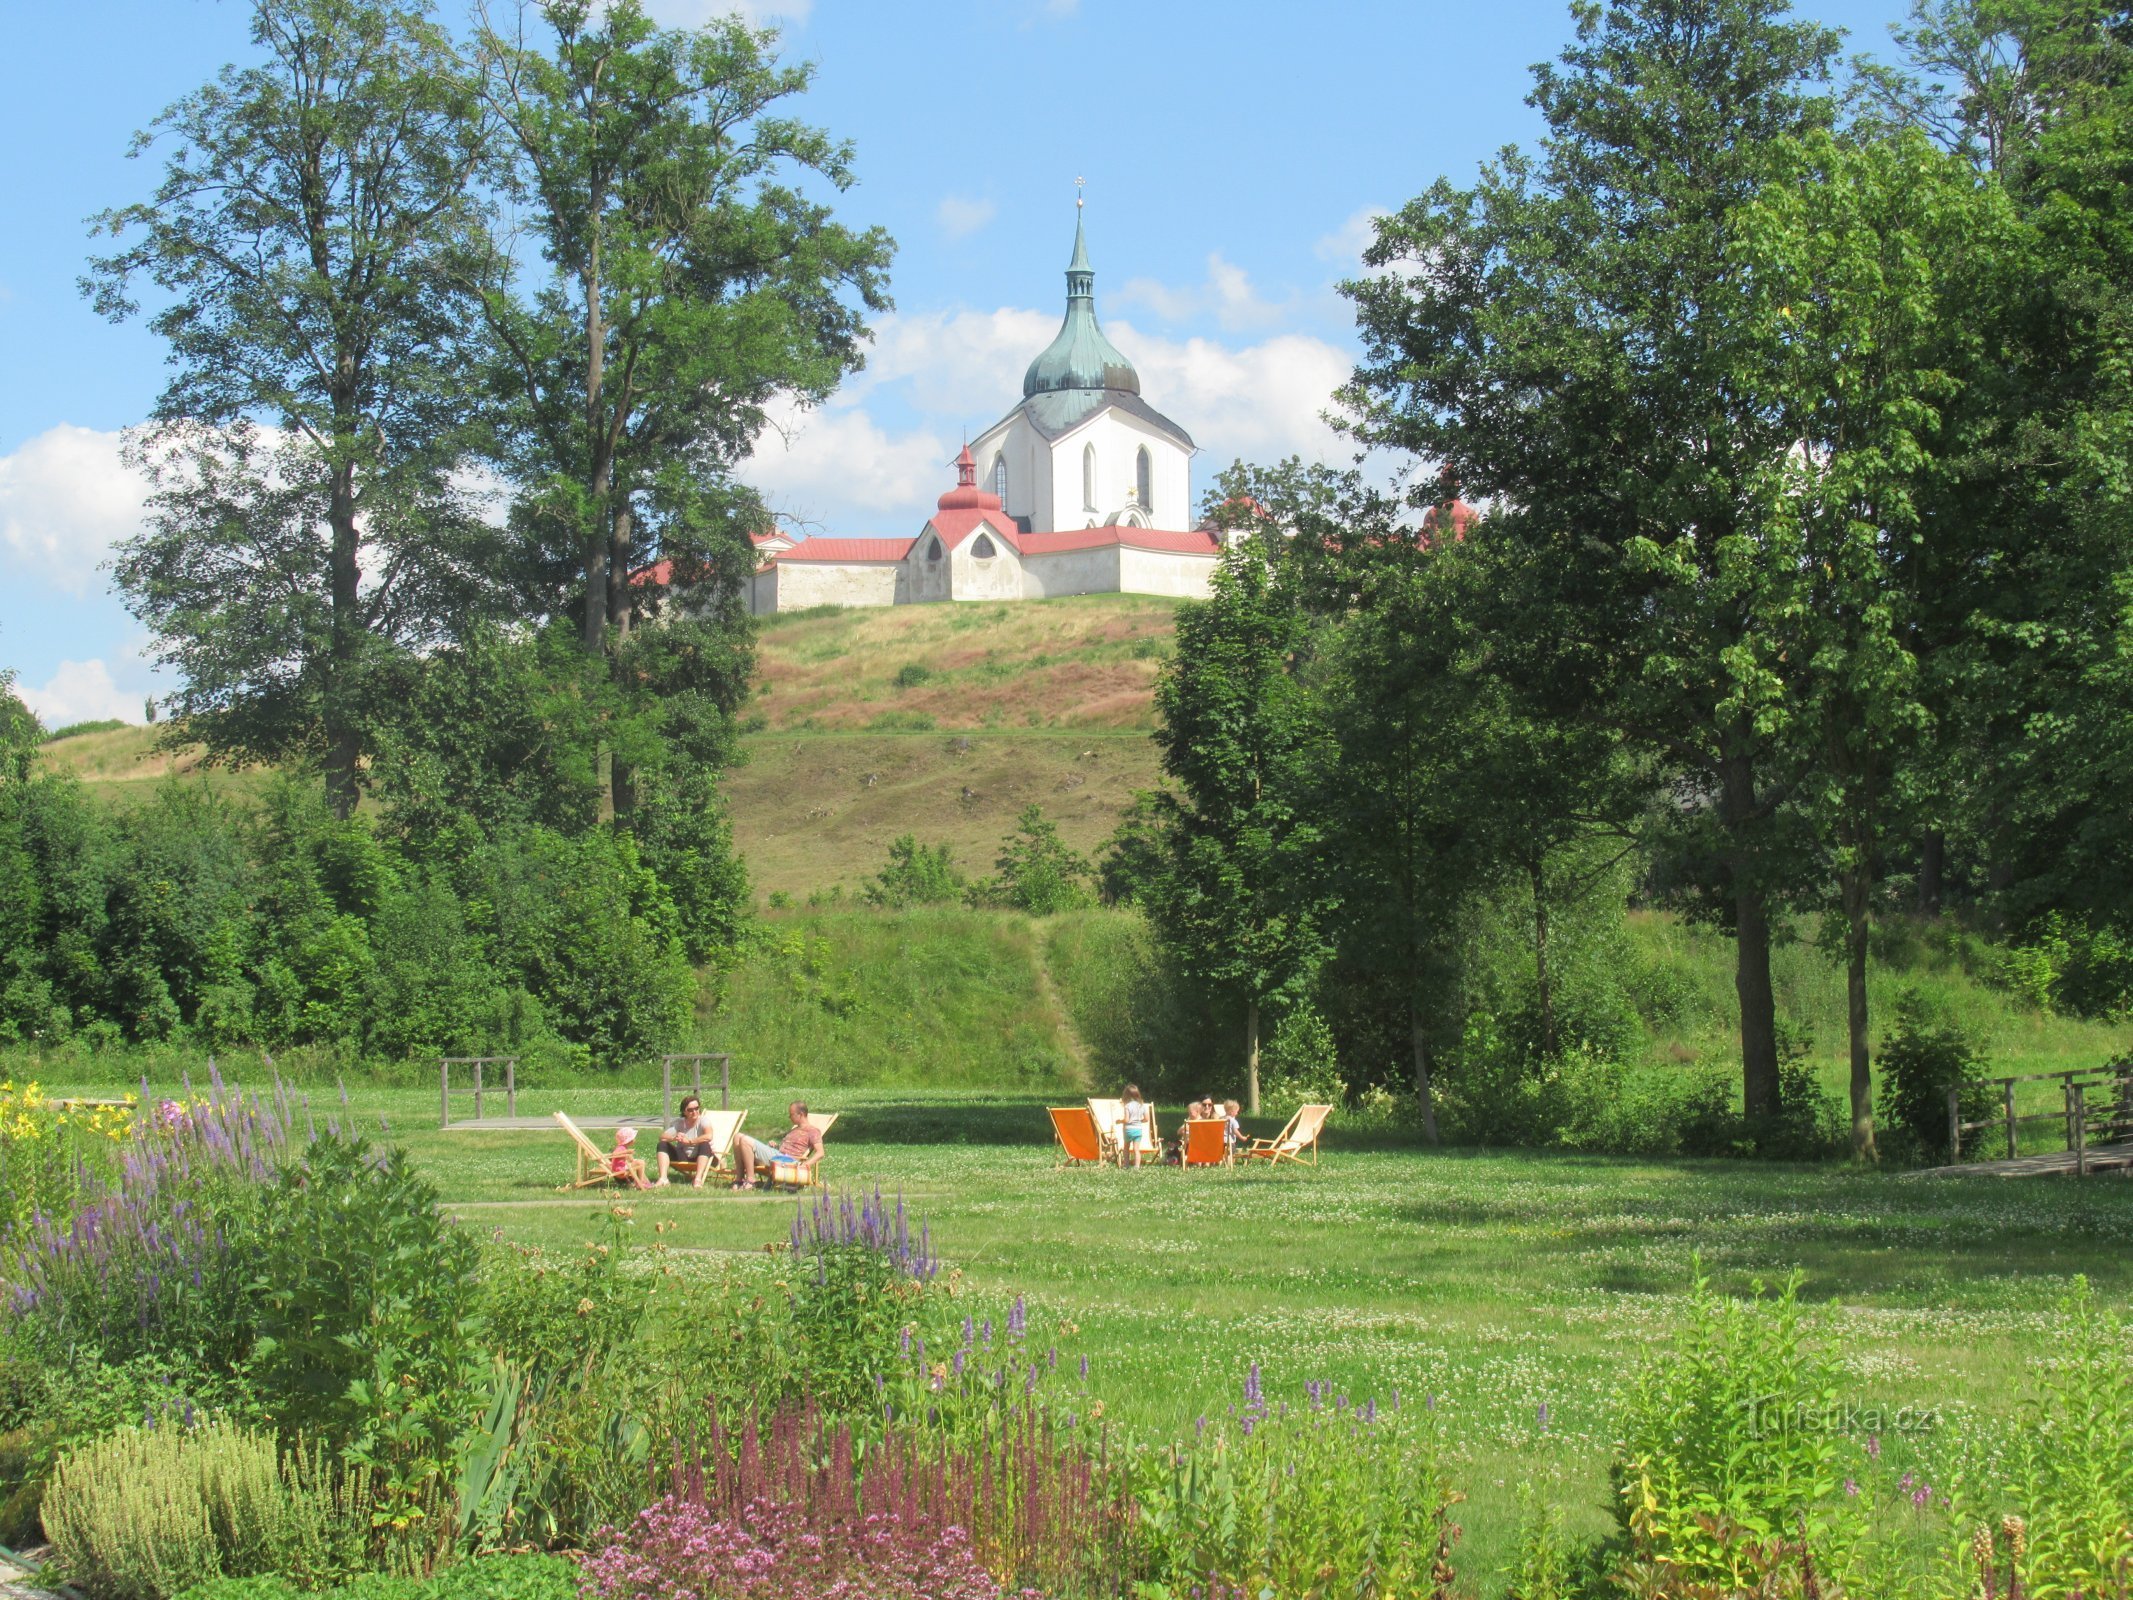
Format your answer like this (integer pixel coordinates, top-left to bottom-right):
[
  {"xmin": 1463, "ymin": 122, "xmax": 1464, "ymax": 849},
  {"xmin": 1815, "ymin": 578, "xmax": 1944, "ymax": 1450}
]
[
  {"xmin": 1119, "ymin": 1085, "xmax": 1150, "ymax": 1168},
  {"xmin": 607, "ymin": 1126, "xmax": 651, "ymax": 1190},
  {"xmin": 1222, "ymin": 1099, "xmax": 1244, "ymax": 1160}
]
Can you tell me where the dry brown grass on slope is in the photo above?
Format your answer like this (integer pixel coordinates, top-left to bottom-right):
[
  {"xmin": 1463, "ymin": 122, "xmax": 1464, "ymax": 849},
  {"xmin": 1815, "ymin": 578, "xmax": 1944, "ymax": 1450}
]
[
  {"xmin": 727, "ymin": 730, "xmax": 1162, "ymax": 900},
  {"xmin": 38, "ymin": 722, "xmax": 211, "ymax": 783},
  {"xmin": 752, "ymin": 593, "xmax": 1176, "ymax": 732}
]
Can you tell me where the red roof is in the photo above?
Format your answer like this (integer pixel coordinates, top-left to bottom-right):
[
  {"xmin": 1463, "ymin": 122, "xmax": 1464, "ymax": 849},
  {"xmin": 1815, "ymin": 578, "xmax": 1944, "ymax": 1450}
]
[
  {"xmin": 775, "ymin": 537, "xmax": 919, "ymax": 563},
  {"xmin": 926, "ymin": 508, "xmax": 1018, "ymax": 551}
]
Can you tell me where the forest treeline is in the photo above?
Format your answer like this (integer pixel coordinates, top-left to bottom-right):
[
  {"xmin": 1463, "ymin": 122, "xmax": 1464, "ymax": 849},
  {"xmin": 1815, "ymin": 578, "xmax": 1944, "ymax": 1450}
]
[
  {"xmin": 2, "ymin": 0, "xmax": 888, "ymax": 1062},
  {"xmin": 1127, "ymin": 0, "xmax": 2133, "ymax": 1159}
]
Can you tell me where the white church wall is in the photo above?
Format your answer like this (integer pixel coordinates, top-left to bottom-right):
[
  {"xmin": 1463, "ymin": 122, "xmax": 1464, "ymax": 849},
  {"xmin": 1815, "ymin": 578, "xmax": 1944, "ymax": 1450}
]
[
  {"xmin": 1045, "ymin": 410, "xmax": 1191, "ymax": 531},
  {"xmin": 950, "ymin": 532, "xmax": 1023, "ymax": 601},
  {"xmin": 1020, "ymin": 545, "xmax": 1121, "ymax": 598},
  {"xmin": 973, "ymin": 415, "xmax": 1052, "ymax": 532},
  {"xmin": 1118, "ymin": 545, "xmax": 1218, "ymax": 599},
  {"xmin": 773, "ymin": 561, "xmax": 904, "ymax": 609},
  {"xmin": 907, "ymin": 532, "xmax": 952, "ymax": 602}
]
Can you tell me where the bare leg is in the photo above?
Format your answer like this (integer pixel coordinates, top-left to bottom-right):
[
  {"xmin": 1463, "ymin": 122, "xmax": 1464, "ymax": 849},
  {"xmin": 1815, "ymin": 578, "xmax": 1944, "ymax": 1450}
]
[
  {"xmin": 737, "ymin": 1140, "xmax": 757, "ymax": 1185},
  {"xmin": 656, "ymin": 1150, "xmax": 672, "ymax": 1185}
]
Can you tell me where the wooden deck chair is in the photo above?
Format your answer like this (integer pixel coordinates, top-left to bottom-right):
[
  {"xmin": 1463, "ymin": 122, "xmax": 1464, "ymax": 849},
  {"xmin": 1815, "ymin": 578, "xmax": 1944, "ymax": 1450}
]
[
  {"xmin": 762, "ymin": 1112, "xmax": 838, "ymax": 1189},
  {"xmin": 1087, "ymin": 1097, "xmax": 1125, "ymax": 1158},
  {"xmin": 1049, "ymin": 1106, "xmax": 1105, "ymax": 1166},
  {"xmin": 663, "ymin": 1109, "xmax": 746, "ymax": 1186},
  {"xmin": 1182, "ymin": 1118, "xmax": 1231, "ymax": 1167},
  {"xmin": 1244, "ymin": 1103, "xmax": 1332, "ymax": 1167},
  {"xmin": 555, "ymin": 1111, "xmax": 643, "ymax": 1191}
]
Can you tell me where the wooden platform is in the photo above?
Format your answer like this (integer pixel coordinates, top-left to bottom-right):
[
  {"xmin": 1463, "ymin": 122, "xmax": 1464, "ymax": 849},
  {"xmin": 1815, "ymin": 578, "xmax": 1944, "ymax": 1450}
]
[{"xmin": 1912, "ymin": 1140, "xmax": 2133, "ymax": 1179}]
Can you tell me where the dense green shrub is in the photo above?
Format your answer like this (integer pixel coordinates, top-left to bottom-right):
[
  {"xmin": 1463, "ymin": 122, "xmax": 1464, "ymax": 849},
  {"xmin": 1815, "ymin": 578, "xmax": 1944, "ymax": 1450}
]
[
  {"xmin": 1612, "ymin": 1268, "xmax": 1859, "ymax": 1593},
  {"xmin": 175, "ymin": 1556, "xmax": 579, "ymax": 1600},
  {"xmin": 1259, "ymin": 1003, "xmax": 1347, "ymax": 1115},
  {"xmin": 864, "ymin": 836, "xmax": 965, "ymax": 909},
  {"xmin": 249, "ymin": 1135, "xmax": 487, "ymax": 1505},
  {"xmin": 1876, "ymin": 992, "xmax": 1993, "ymax": 1161},
  {"xmin": 43, "ymin": 1422, "xmax": 371, "ymax": 1600},
  {"xmin": 968, "ymin": 805, "xmax": 1095, "ymax": 915}
]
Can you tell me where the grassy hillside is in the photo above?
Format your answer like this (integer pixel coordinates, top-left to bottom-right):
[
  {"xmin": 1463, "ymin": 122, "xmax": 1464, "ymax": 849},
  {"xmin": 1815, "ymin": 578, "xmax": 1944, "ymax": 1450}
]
[
  {"xmin": 732, "ymin": 596, "xmax": 1177, "ymax": 897},
  {"xmin": 37, "ymin": 596, "xmax": 1179, "ymax": 895},
  {"xmin": 750, "ymin": 593, "xmax": 1174, "ymax": 733}
]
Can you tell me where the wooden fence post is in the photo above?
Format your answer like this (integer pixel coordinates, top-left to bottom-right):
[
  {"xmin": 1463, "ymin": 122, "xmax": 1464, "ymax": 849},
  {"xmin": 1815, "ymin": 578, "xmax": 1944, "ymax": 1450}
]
[
  {"xmin": 2073, "ymin": 1083, "xmax": 2089, "ymax": 1177},
  {"xmin": 2005, "ymin": 1079, "xmax": 2017, "ymax": 1161},
  {"xmin": 1949, "ymin": 1085, "xmax": 1961, "ymax": 1162},
  {"xmin": 439, "ymin": 1060, "xmax": 450, "ymax": 1130}
]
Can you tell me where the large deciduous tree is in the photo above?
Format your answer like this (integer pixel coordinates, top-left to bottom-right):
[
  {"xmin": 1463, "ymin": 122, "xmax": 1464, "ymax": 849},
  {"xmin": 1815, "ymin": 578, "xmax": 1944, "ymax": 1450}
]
[
  {"xmin": 1149, "ymin": 538, "xmax": 1332, "ymax": 1116},
  {"xmin": 1733, "ymin": 127, "xmax": 2012, "ymax": 1157},
  {"xmin": 90, "ymin": 0, "xmax": 499, "ymax": 818},
  {"xmin": 473, "ymin": 0, "xmax": 892, "ymax": 817},
  {"xmin": 1342, "ymin": 0, "xmax": 1846, "ymax": 1122}
]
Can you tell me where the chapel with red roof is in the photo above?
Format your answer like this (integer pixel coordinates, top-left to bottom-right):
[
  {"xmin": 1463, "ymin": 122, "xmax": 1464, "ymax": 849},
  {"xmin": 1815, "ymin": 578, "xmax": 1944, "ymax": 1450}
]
[{"xmin": 744, "ymin": 202, "xmax": 1228, "ymax": 613}]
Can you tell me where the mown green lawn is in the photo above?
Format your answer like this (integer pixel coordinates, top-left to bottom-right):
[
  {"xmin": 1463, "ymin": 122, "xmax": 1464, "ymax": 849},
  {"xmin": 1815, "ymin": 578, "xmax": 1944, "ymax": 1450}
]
[{"xmin": 67, "ymin": 1075, "xmax": 2133, "ymax": 1592}]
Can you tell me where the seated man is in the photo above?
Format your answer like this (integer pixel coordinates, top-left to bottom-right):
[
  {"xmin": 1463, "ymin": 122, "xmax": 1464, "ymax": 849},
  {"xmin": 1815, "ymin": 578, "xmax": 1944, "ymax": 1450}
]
[
  {"xmin": 655, "ymin": 1094, "xmax": 717, "ymax": 1188},
  {"xmin": 733, "ymin": 1100, "xmax": 823, "ymax": 1190}
]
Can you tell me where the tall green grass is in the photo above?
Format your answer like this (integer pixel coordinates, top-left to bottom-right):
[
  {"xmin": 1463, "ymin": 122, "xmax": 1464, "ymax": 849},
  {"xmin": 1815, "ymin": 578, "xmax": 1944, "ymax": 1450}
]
[{"xmin": 703, "ymin": 909, "xmax": 1079, "ymax": 1088}]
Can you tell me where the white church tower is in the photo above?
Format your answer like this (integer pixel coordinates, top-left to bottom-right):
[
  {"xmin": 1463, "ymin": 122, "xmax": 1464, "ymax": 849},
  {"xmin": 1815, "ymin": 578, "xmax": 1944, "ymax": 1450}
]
[{"xmin": 967, "ymin": 201, "xmax": 1195, "ymax": 534}]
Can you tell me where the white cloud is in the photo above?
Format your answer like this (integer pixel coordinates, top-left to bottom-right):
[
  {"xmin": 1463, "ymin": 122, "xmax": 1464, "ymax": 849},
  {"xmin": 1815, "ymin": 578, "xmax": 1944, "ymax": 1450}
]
[
  {"xmin": 1109, "ymin": 322, "xmax": 1353, "ymax": 466},
  {"xmin": 17, "ymin": 658, "xmax": 144, "ymax": 728},
  {"xmin": 1114, "ymin": 253, "xmax": 1292, "ymax": 332},
  {"xmin": 740, "ymin": 400, "xmax": 950, "ymax": 532},
  {"xmin": 640, "ymin": 0, "xmax": 812, "ymax": 27},
  {"xmin": 1316, "ymin": 205, "xmax": 1392, "ymax": 269},
  {"xmin": 738, "ymin": 303, "xmax": 1354, "ymax": 531},
  {"xmin": 0, "ymin": 424, "xmax": 148, "ymax": 598},
  {"xmin": 936, "ymin": 195, "xmax": 998, "ymax": 242}
]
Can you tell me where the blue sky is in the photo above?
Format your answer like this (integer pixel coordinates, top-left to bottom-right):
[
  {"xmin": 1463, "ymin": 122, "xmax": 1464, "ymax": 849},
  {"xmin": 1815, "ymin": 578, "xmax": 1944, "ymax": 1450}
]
[{"xmin": 0, "ymin": 0, "xmax": 1914, "ymax": 726}]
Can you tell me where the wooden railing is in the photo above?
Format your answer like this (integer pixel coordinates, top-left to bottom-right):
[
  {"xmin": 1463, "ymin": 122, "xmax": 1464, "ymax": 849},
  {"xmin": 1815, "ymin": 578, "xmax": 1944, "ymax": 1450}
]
[{"xmin": 1951, "ymin": 1064, "xmax": 2133, "ymax": 1173}]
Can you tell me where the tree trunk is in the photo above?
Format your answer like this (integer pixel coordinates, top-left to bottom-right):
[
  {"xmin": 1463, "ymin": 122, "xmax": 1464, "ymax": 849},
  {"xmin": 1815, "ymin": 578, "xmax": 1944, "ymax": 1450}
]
[
  {"xmin": 583, "ymin": 250, "xmax": 610, "ymax": 660},
  {"xmin": 323, "ymin": 457, "xmax": 362, "ymax": 821},
  {"xmin": 1843, "ymin": 864, "xmax": 1877, "ymax": 1162},
  {"xmin": 1917, "ymin": 829, "xmax": 1944, "ymax": 916},
  {"xmin": 1245, "ymin": 997, "xmax": 1261, "ymax": 1116},
  {"xmin": 1410, "ymin": 1001, "xmax": 1440, "ymax": 1145},
  {"xmin": 1734, "ymin": 882, "xmax": 1781, "ymax": 1124},
  {"xmin": 1531, "ymin": 859, "xmax": 1557, "ymax": 1058},
  {"xmin": 583, "ymin": 249, "xmax": 614, "ymax": 823},
  {"xmin": 1720, "ymin": 751, "xmax": 1781, "ymax": 1123},
  {"xmin": 608, "ymin": 502, "xmax": 635, "ymax": 821}
]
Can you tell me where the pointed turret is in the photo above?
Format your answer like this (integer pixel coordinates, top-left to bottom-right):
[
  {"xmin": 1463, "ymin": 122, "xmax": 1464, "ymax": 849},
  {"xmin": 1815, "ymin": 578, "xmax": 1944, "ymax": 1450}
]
[{"xmin": 1023, "ymin": 200, "xmax": 1140, "ymax": 398}]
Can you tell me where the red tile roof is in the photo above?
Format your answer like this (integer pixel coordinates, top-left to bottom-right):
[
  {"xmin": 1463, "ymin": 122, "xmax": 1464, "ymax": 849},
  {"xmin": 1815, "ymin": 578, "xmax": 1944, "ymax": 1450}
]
[{"xmin": 775, "ymin": 537, "xmax": 919, "ymax": 563}]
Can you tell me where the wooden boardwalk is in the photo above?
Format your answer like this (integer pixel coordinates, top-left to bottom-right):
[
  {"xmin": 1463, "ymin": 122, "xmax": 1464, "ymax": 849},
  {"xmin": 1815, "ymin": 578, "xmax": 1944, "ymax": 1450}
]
[{"xmin": 1913, "ymin": 1140, "xmax": 2133, "ymax": 1180}]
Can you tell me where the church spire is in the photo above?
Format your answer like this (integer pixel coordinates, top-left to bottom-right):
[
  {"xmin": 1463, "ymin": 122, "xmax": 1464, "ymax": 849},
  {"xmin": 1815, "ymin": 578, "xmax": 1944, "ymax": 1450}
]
[{"xmin": 1022, "ymin": 186, "xmax": 1140, "ymax": 398}]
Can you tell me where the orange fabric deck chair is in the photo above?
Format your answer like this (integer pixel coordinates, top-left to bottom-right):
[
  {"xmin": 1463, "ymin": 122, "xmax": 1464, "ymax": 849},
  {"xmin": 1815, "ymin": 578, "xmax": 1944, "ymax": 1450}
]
[
  {"xmin": 1049, "ymin": 1106, "xmax": 1105, "ymax": 1165},
  {"xmin": 1181, "ymin": 1118, "xmax": 1231, "ymax": 1167},
  {"xmin": 1244, "ymin": 1103, "xmax": 1332, "ymax": 1167}
]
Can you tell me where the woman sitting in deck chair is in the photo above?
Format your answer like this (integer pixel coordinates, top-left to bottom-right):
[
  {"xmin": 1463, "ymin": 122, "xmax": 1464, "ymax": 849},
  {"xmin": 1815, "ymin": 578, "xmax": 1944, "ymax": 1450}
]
[{"xmin": 656, "ymin": 1095, "xmax": 717, "ymax": 1188}]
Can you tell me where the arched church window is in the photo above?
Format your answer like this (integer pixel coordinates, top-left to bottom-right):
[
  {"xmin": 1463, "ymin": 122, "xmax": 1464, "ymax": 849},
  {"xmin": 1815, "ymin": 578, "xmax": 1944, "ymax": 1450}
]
[
  {"xmin": 1135, "ymin": 446, "xmax": 1152, "ymax": 511},
  {"xmin": 991, "ymin": 455, "xmax": 1007, "ymax": 502},
  {"xmin": 926, "ymin": 537, "xmax": 942, "ymax": 562},
  {"xmin": 972, "ymin": 533, "xmax": 997, "ymax": 559},
  {"xmin": 1082, "ymin": 443, "xmax": 1097, "ymax": 511}
]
